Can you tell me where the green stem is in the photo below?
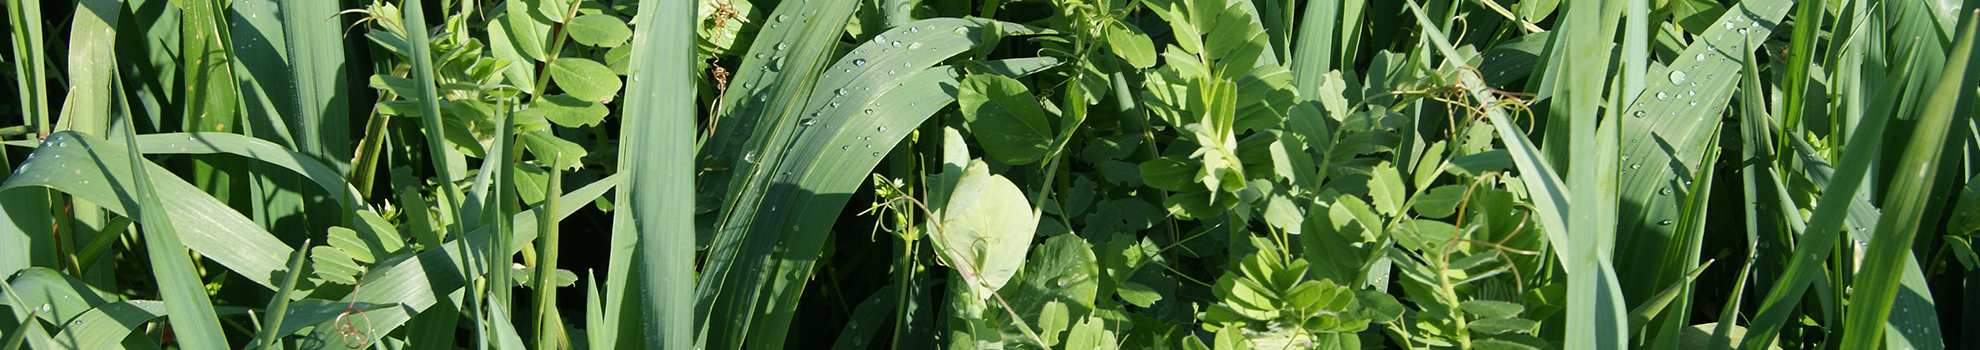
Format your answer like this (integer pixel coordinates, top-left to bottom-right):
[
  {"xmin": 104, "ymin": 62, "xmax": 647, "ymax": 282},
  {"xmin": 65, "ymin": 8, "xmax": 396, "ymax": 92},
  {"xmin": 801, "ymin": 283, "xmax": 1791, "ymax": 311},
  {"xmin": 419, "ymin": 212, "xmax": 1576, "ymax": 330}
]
[{"xmin": 529, "ymin": 0, "xmax": 588, "ymax": 100}]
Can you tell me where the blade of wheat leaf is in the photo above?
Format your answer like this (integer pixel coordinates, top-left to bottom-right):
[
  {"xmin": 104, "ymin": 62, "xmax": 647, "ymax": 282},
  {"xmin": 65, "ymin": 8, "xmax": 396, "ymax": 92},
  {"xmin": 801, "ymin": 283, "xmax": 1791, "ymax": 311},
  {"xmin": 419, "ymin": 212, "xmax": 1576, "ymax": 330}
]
[
  {"xmin": 0, "ymin": 282, "xmax": 57, "ymax": 350},
  {"xmin": 121, "ymin": 105, "xmax": 229, "ymax": 348},
  {"xmin": 688, "ymin": 0, "xmax": 862, "ymax": 343},
  {"xmin": 622, "ymin": 0, "xmax": 699, "ymax": 347},
  {"xmin": 3, "ymin": 0, "xmax": 48, "ymax": 137},
  {"xmin": 279, "ymin": 0, "xmax": 353, "ymax": 175},
  {"xmin": 1741, "ymin": 32, "xmax": 1930, "ymax": 350},
  {"xmin": 61, "ymin": 0, "xmax": 120, "ymax": 135},
  {"xmin": 1556, "ymin": 0, "xmax": 1627, "ymax": 347},
  {"xmin": 693, "ymin": 0, "xmax": 860, "ymax": 239},
  {"xmin": 1612, "ymin": 0, "xmax": 1791, "ymax": 315},
  {"xmin": 251, "ymin": 238, "xmax": 311, "ymax": 349},
  {"xmin": 3, "ymin": 132, "xmax": 295, "ymax": 290},
  {"xmin": 1838, "ymin": 10, "xmax": 1976, "ymax": 350},
  {"xmin": 1711, "ymin": 37, "xmax": 1781, "ymax": 350},
  {"xmin": 402, "ymin": 0, "xmax": 469, "ymax": 239},
  {"xmin": 1404, "ymin": 0, "xmax": 1630, "ymax": 348},
  {"xmin": 729, "ymin": 57, "xmax": 1061, "ymax": 349},
  {"xmin": 291, "ymin": 174, "xmax": 622, "ymax": 341},
  {"xmin": 695, "ymin": 16, "xmax": 1056, "ymax": 348}
]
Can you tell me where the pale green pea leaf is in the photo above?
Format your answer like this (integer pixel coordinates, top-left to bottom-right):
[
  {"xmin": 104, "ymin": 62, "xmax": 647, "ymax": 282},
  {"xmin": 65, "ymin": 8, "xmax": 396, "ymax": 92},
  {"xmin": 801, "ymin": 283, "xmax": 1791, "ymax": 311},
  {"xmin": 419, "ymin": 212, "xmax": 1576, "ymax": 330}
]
[
  {"xmin": 567, "ymin": 14, "xmax": 632, "ymax": 47},
  {"xmin": 1116, "ymin": 281, "xmax": 1163, "ymax": 307},
  {"xmin": 506, "ymin": 0, "xmax": 554, "ymax": 61},
  {"xmin": 1468, "ymin": 318, "xmax": 1540, "ymax": 335},
  {"xmin": 1038, "ymin": 301, "xmax": 1070, "ymax": 346},
  {"xmin": 1368, "ymin": 161, "xmax": 1406, "ymax": 216},
  {"xmin": 1460, "ymin": 300, "xmax": 1528, "ymax": 319},
  {"xmin": 519, "ymin": 130, "xmax": 589, "ymax": 171},
  {"xmin": 1066, "ymin": 316, "xmax": 1118, "ymax": 350},
  {"xmin": 940, "ymin": 160, "xmax": 1037, "ymax": 296},
  {"xmin": 1412, "ymin": 185, "xmax": 1467, "ymax": 219},
  {"xmin": 547, "ymin": 58, "xmax": 624, "ymax": 102},
  {"xmin": 1106, "ymin": 24, "xmax": 1157, "ymax": 69},
  {"xmin": 960, "ymin": 74, "xmax": 1055, "ymax": 165},
  {"xmin": 534, "ymin": 94, "xmax": 610, "ymax": 127}
]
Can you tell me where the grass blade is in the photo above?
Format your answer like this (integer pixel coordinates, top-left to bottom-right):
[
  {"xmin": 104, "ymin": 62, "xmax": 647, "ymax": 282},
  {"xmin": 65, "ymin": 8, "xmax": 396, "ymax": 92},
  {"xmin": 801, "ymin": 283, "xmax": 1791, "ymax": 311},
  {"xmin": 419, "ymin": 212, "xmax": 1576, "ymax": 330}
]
[
  {"xmin": 120, "ymin": 99, "xmax": 229, "ymax": 348},
  {"xmin": 280, "ymin": 0, "xmax": 353, "ymax": 175},
  {"xmin": 4, "ymin": 0, "xmax": 49, "ymax": 138},
  {"xmin": 1741, "ymin": 31, "xmax": 1931, "ymax": 350},
  {"xmin": 1612, "ymin": 0, "xmax": 1791, "ymax": 321},
  {"xmin": 1776, "ymin": 0, "xmax": 1825, "ymax": 144},
  {"xmin": 622, "ymin": 0, "xmax": 699, "ymax": 348},
  {"xmin": 1553, "ymin": 0, "xmax": 1626, "ymax": 347},
  {"xmin": 252, "ymin": 238, "xmax": 312, "ymax": 349},
  {"xmin": 5, "ymin": 132, "xmax": 309, "ymax": 290},
  {"xmin": 693, "ymin": 15, "xmax": 1056, "ymax": 348},
  {"xmin": 1838, "ymin": 10, "xmax": 1976, "ymax": 349},
  {"xmin": 534, "ymin": 158, "xmax": 566, "ymax": 350},
  {"xmin": 60, "ymin": 0, "xmax": 121, "ymax": 135},
  {"xmin": 0, "ymin": 283, "xmax": 56, "ymax": 350},
  {"xmin": 401, "ymin": 0, "xmax": 469, "ymax": 239}
]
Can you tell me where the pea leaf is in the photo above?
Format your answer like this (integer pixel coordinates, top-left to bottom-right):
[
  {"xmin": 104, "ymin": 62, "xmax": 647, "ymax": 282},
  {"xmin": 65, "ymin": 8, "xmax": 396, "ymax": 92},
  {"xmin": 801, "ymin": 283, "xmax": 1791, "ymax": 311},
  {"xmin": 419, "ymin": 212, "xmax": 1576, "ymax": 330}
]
[
  {"xmin": 939, "ymin": 160, "xmax": 1037, "ymax": 296},
  {"xmin": 1106, "ymin": 24, "xmax": 1157, "ymax": 69},
  {"xmin": 566, "ymin": 14, "xmax": 632, "ymax": 47},
  {"xmin": 518, "ymin": 130, "xmax": 588, "ymax": 171},
  {"xmin": 1460, "ymin": 300, "xmax": 1527, "ymax": 319},
  {"xmin": 960, "ymin": 74, "xmax": 1054, "ymax": 165},
  {"xmin": 547, "ymin": 58, "xmax": 624, "ymax": 102},
  {"xmin": 532, "ymin": 94, "xmax": 609, "ymax": 127}
]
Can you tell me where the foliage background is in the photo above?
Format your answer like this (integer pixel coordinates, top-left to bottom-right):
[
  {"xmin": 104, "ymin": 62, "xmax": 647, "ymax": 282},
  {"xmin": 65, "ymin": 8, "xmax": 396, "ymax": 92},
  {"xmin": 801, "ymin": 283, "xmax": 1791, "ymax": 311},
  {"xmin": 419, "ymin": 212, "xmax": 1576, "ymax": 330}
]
[{"xmin": 1, "ymin": 0, "xmax": 1978, "ymax": 348}]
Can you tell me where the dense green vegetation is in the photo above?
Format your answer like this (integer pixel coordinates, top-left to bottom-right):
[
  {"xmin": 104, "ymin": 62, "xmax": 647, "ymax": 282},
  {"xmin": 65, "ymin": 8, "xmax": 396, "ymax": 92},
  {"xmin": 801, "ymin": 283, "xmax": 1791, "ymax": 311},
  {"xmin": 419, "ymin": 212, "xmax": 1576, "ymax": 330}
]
[{"xmin": 2, "ymin": 0, "xmax": 1979, "ymax": 348}]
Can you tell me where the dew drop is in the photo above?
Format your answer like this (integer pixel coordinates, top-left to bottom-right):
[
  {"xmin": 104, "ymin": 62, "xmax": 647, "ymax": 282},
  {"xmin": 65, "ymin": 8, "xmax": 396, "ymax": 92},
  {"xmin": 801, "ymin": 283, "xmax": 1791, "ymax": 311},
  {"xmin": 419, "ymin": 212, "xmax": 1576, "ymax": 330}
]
[
  {"xmin": 887, "ymin": 70, "xmax": 896, "ymax": 75},
  {"xmin": 1738, "ymin": 28, "xmax": 1750, "ymax": 35},
  {"xmin": 907, "ymin": 42, "xmax": 922, "ymax": 50},
  {"xmin": 1634, "ymin": 111, "xmax": 1647, "ymax": 118},
  {"xmin": 877, "ymin": 126, "xmax": 888, "ymax": 133},
  {"xmin": 830, "ymin": 102, "xmax": 842, "ymax": 108},
  {"xmin": 891, "ymin": 41, "xmax": 902, "ymax": 47},
  {"xmin": 1660, "ymin": 220, "xmax": 1675, "ymax": 225},
  {"xmin": 863, "ymin": 109, "xmax": 875, "ymax": 115},
  {"xmin": 837, "ymin": 88, "xmax": 850, "ymax": 96},
  {"xmin": 873, "ymin": 34, "xmax": 888, "ymax": 44},
  {"xmin": 850, "ymin": 321, "xmax": 859, "ymax": 329},
  {"xmin": 871, "ymin": 152, "xmax": 881, "ymax": 157},
  {"xmin": 800, "ymin": 118, "xmax": 819, "ymax": 126},
  {"xmin": 776, "ymin": 42, "xmax": 789, "ymax": 50},
  {"xmin": 757, "ymin": 93, "xmax": 769, "ymax": 102},
  {"xmin": 1725, "ymin": 22, "xmax": 1735, "ymax": 30},
  {"xmin": 1690, "ymin": 101, "xmax": 1698, "ymax": 107},
  {"xmin": 910, "ymin": 27, "xmax": 920, "ymax": 34},
  {"xmin": 953, "ymin": 27, "xmax": 968, "ymax": 35},
  {"xmin": 1659, "ymin": 187, "xmax": 1673, "ymax": 195},
  {"xmin": 1669, "ymin": 70, "xmax": 1688, "ymax": 84},
  {"xmin": 1631, "ymin": 164, "xmax": 1642, "ymax": 169},
  {"xmin": 853, "ymin": 58, "xmax": 868, "ymax": 67},
  {"xmin": 742, "ymin": 151, "xmax": 758, "ymax": 164},
  {"xmin": 1657, "ymin": 92, "xmax": 1669, "ymax": 100},
  {"xmin": 843, "ymin": 146, "xmax": 851, "ymax": 150},
  {"xmin": 776, "ymin": 14, "xmax": 790, "ymax": 22},
  {"xmin": 1697, "ymin": 53, "xmax": 1708, "ymax": 61}
]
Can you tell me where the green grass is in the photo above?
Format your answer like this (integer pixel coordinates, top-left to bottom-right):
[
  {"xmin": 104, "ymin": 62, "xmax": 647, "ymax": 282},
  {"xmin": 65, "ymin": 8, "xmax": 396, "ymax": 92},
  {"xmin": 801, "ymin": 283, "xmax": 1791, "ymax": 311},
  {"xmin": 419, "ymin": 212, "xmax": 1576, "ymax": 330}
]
[{"xmin": 2, "ymin": 0, "xmax": 1978, "ymax": 349}]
